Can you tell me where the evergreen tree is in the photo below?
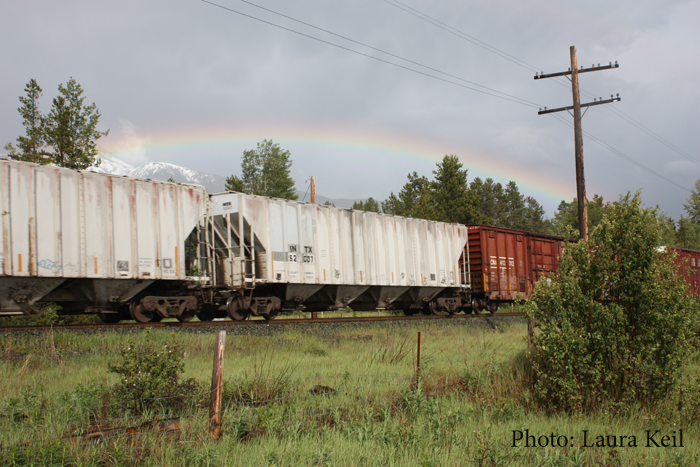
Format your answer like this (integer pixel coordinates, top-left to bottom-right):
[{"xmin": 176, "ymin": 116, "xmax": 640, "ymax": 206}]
[
  {"xmin": 352, "ymin": 197, "xmax": 380, "ymax": 213},
  {"xmin": 225, "ymin": 174, "xmax": 244, "ymax": 192},
  {"xmin": 381, "ymin": 193, "xmax": 402, "ymax": 216},
  {"xmin": 677, "ymin": 217, "xmax": 700, "ymax": 250},
  {"xmin": 4, "ymin": 79, "xmax": 48, "ymax": 164},
  {"xmin": 431, "ymin": 155, "xmax": 477, "ymax": 223},
  {"xmin": 469, "ymin": 177, "xmax": 505, "ymax": 226},
  {"xmin": 683, "ymin": 179, "xmax": 700, "ymax": 223},
  {"xmin": 240, "ymin": 139, "xmax": 297, "ymax": 199},
  {"xmin": 43, "ymin": 78, "xmax": 108, "ymax": 169}
]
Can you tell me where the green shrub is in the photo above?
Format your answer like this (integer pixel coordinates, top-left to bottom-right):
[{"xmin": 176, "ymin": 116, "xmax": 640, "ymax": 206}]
[
  {"xmin": 0, "ymin": 303, "xmax": 101, "ymax": 326},
  {"xmin": 108, "ymin": 341, "xmax": 199, "ymax": 414},
  {"xmin": 525, "ymin": 193, "xmax": 699, "ymax": 413}
]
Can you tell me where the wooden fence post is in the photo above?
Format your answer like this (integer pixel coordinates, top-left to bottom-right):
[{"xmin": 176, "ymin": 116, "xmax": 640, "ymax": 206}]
[
  {"xmin": 209, "ymin": 330, "xmax": 226, "ymax": 440},
  {"xmin": 416, "ymin": 331, "xmax": 421, "ymax": 379}
]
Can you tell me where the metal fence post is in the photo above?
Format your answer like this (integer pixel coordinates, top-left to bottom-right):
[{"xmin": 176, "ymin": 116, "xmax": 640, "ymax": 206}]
[{"xmin": 209, "ymin": 330, "xmax": 226, "ymax": 439}]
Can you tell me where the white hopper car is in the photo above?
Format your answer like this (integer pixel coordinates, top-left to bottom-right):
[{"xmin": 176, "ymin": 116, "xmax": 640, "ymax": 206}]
[{"xmin": 0, "ymin": 159, "xmax": 472, "ymax": 322}]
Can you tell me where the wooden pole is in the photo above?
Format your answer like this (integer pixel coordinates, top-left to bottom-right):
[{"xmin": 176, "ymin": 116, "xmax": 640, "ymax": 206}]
[
  {"xmin": 309, "ymin": 176, "xmax": 316, "ymax": 319},
  {"xmin": 416, "ymin": 331, "xmax": 421, "ymax": 378},
  {"xmin": 570, "ymin": 46, "xmax": 588, "ymax": 241},
  {"xmin": 310, "ymin": 176, "xmax": 316, "ymax": 204},
  {"xmin": 209, "ymin": 330, "xmax": 226, "ymax": 439}
]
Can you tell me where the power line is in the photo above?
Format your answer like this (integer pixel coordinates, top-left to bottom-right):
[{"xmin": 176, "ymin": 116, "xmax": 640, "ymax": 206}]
[
  {"xmin": 381, "ymin": 0, "xmax": 698, "ymax": 176},
  {"xmin": 200, "ymin": 0, "xmax": 540, "ymax": 108},
  {"xmin": 548, "ymin": 113, "xmax": 691, "ymax": 193},
  {"xmin": 231, "ymin": 0, "xmax": 542, "ymax": 108}
]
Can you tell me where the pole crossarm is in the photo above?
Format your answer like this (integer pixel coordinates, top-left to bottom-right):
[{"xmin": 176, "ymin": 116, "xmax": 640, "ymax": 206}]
[
  {"xmin": 534, "ymin": 62, "xmax": 619, "ymax": 80},
  {"xmin": 538, "ymin": 96, "xmax": 621, "ymax": 115}
]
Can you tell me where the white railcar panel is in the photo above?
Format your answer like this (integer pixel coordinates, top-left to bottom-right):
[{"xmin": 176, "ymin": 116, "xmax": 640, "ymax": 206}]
[
  {"xmin": 270, "ymin": 200, "xmax": 285, "ymax": 282},
  {"xmin": 340, "ymin": 211, "xmax": 354, "ymax": 284},
  {"xmin": 9, "ymin": 163, "xmax": 33, "ymax": 276},
  {"xmin": 300, "ymin": 204, "xmax": 315, "ymax": 283},
  {"xmin": 0, "ymin": 162, "xmax": 6, "ymax": 274},
  {"xmin": 59, "ymin": 171, "xmax": 83, "ymax": 277},
  {"xmin": 434, "ymin": 224, "xmax": 447, "ymax": 286},
  {"xmin": 315, "ymin": 206, "xmax": 331, "ymax": 284},
  {"xmin": 112, "ymin": 178, "xmax": 134, "ymax": 278},
  {"xmin": 351, "ymin": 212, "xmax": 366, "ymax": 284},
  {"xmin": 158, "ymin": 184, "xmax": 180, "ymax": 279},
  {"xmin": 83, "ymin": 174, "xmax": 113, "ymax": 278},
  {"xmin": 34, "ymin": 168, "xmax": 61, "ymax": 277},
  {"xmin": 328, "ymin": 209, "xmax": 342, "ymax": 285},
  {"xmin": 285, "ymin": 203, "xmax": 300, "ymax": 283},
  {"xmin": 385, "ymin": 217, "xmax": 397, "ymax": 286},
  {"xmin": 135, "ymin": 181, "xmax": 158, "ymax": 279}
]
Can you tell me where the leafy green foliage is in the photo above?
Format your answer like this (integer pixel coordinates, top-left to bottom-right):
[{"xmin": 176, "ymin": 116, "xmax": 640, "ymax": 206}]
[
  {"xmin": 240, "ymin": 139, "xmax": 297, "ymax": 199},
  {"xmin": 525, "ymin": 194, "xmax": 698, "ymax": 413},
  {"xmin": 0, "ymin": 303, "xmax": 100, "ymax": 326},
  {"xmin": 108, "ymin": 341, "xmax": 199, "ymax": 414}
]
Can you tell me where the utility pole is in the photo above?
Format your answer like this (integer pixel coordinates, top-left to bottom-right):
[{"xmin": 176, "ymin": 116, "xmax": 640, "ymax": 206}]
[
  {"xmin": 310, "ymin": 176, "xmax": 316, "ymax": 204},
  {"xmin": 535, "ymin": 46, "xmax": 620, "ymax": 241}
]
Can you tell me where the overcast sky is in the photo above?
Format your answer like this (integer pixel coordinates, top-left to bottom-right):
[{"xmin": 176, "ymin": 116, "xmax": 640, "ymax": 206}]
[{"xmin": 2, "ymin": 0, "xmax": 698, "ymax": 219}]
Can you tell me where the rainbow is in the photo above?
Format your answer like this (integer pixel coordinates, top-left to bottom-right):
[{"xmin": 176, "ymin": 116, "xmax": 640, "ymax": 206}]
[{"xmin": 100, "ymin": 123, "xmax": 575, "ymax": 212}]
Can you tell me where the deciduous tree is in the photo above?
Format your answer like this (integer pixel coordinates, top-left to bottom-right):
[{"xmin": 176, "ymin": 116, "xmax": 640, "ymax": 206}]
[
  {"xmin": 526, "ymin": 194, "xmax": 697, "ymax": 413},
  {"xmin": 241, "ymin": 139, "xmax": 297, "ymax": 199}
]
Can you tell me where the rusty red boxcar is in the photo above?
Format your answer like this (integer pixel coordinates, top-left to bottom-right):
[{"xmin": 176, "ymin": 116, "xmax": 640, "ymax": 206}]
[
  {"xmin": 464, "ymin": 225, "xmax": 567, "ymax": 312},
  {"xmin": 666, "ymin": 247, "xmax": 700, "ymax": 295}
]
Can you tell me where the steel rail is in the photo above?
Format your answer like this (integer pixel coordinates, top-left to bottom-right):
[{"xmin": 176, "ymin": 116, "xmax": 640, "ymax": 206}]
[{"xmin": 0, "ymin": 312, "xmax": 524, "ymax": 332}]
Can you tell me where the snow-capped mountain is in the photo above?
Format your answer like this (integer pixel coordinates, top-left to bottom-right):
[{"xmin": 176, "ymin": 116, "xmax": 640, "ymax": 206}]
[
  {"xmin": 88, "ymin": 157, "xmax": 360, "ymax": 207},
  {"xmin": 88, "ymin": 158, "xmax": 226, "ymax": 193}
]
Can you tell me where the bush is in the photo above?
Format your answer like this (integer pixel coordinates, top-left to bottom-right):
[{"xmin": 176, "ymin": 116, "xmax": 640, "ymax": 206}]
[
  {"xmin": 525, "ymin": 194, "xmax": 699, "ymax": 413},
  {"xmin": 108, "ymin": 341, "xmax": 199, "ymax": 414},
  {"xmin": 0, "ymin": 303, "xmax": 101, "ymax": 326}
]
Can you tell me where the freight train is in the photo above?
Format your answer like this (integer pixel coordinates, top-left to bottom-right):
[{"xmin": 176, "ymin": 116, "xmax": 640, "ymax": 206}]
[
  {"xmin": 0, "ymin": 159, "xmax": 470, "ymax": 322},
  {"xmin": 1, "ymin": 159, "xmax": 696, "ymax": 323}
]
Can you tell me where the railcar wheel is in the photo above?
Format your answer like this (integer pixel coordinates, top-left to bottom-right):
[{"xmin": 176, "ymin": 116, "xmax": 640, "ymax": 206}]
[
  {"xmin": 98, "ymin": 312, "xmax": 121, "ymax": 324},
  {"xmin": 130, "ymin": 296, "xmax": 160, "ymax": 323},
  {"xmin": 227, "ymin": 296, "xmax": 248, "ymax": 321},
  {"xmin": 263, "ymin": 308, "xmax": 279, "ymax": 321},
  {"xmin": 197, "ymin": 305, "xmax": 216, "ymax": 322},
  {"xmin": 177, "ymin": 311, "xmax": 196, "ymax": 322}
]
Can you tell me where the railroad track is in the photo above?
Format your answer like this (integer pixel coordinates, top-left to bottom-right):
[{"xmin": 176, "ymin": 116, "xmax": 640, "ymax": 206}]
[{"xmin": 0, "ymin": 312, "xmax": 524, "ymax": 332}]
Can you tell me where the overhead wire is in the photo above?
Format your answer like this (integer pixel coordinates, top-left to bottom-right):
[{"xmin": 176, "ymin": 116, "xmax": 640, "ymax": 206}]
[
  {"xmin": 200, "ymin": 0, "xmax": 541, "ymax": 108},
  {"xmin": 201, "ymin": 0, "xmax": 692, "ymax": 194},
  {"xmin": 381, "ymin": 0, "xmax": 696, "ymax": 188},
  {"xmin": 548, "ymin": 114, "xmax": 690, "ymax": 192},
  {"xmin": 230, "ymin": 0, "xmax": 542, "ymax": 108}
]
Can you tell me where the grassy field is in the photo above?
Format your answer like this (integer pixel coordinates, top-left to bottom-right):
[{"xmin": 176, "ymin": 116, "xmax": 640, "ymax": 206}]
[{"xmin": 1, "ymin": 322, "xmax": 698, "ymax": 466}]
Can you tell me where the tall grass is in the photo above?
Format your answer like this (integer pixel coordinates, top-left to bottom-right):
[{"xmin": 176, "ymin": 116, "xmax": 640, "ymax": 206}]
[{"xmin": 0, "ymin": 323, "xmax": 698, "ymax": 466}]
